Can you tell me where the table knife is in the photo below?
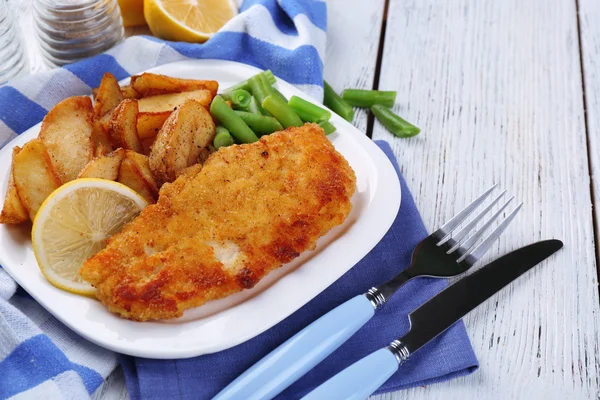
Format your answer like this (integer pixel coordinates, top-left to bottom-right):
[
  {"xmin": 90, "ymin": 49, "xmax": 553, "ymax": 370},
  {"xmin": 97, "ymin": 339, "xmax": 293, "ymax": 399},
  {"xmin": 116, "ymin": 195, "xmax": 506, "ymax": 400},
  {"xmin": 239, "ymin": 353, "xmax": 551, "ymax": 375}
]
[{"xmin": 302, "ymin": 239, "xmax": 563, "ymax": 400}]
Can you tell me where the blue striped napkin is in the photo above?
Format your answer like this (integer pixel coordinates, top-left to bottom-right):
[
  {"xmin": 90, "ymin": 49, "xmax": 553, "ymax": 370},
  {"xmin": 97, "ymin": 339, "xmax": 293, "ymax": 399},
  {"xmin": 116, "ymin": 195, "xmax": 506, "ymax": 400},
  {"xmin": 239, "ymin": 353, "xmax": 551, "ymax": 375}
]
[{"xmin": 0, "ymin": 1, "xmax": 326, "ymax": 398}]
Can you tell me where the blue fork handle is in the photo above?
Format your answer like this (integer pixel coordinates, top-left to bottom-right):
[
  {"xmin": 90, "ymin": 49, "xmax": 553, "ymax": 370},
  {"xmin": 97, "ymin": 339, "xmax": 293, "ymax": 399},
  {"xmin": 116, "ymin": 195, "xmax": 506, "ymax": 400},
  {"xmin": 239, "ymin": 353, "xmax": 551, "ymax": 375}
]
[
  {"xmin": 213, "ymin": 295, "xmax": 376, "ymax": 400},
  {"xmin": 302, "ymin": 348, "xmax": 399, "ymax": 400}
]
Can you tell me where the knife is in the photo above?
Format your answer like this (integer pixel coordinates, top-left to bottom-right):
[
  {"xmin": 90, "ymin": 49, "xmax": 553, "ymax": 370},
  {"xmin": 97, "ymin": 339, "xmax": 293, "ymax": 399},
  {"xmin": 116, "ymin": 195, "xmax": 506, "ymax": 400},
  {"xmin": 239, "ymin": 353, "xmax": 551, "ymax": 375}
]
[{"xmin": 302, "ymin": 239, "xmax": 563, "ymax": 400}]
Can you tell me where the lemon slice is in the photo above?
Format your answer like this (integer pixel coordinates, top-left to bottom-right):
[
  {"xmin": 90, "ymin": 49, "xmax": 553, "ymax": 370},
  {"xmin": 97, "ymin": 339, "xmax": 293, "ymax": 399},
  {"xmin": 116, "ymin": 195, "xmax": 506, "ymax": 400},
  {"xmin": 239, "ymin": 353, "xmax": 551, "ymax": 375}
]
[
  {"xmin": 32, "ymin": 179, "xmax": 148, "ymax": 296},
  {"xmin": 144, "ymin": 0, "xmax": 238, "ymax": 43}
]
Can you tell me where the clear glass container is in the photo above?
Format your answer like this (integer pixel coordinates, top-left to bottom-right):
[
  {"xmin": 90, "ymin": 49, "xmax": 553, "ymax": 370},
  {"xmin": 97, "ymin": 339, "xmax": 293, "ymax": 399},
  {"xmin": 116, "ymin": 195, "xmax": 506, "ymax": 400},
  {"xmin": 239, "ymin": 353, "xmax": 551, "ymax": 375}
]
[
  {"xmin": 33, "ymin": 0, "xmax": 124, "ymax": 66},
  {"xmin": 0, "ymin": 1, "xmax": 28, "ymax": 84}
]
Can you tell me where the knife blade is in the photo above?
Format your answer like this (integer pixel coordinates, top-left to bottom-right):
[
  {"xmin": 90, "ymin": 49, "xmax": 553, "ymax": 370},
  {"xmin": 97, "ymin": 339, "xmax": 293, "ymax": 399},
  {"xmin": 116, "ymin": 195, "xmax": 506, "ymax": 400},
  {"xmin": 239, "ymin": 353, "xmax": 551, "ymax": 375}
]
[{"xmin": 303, "ymin": 239, "xmax": 563, "ymax": 400}]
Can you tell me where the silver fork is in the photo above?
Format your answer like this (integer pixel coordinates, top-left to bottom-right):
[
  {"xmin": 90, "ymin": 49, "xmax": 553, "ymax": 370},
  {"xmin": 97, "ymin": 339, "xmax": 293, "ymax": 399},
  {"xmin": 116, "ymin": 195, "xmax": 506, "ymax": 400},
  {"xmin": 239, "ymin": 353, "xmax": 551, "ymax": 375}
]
[{"xmin": 214, "ymin": 184, "xmax": 521, "ymax": 400}]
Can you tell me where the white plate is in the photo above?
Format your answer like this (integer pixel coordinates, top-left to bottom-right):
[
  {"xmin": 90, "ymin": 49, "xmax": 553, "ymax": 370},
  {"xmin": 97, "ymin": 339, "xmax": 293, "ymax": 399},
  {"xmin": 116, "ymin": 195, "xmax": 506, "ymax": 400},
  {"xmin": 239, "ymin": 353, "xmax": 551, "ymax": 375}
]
[{"xmin": 0, "ymin": 60, "xmax": 400, "ymax": 359}]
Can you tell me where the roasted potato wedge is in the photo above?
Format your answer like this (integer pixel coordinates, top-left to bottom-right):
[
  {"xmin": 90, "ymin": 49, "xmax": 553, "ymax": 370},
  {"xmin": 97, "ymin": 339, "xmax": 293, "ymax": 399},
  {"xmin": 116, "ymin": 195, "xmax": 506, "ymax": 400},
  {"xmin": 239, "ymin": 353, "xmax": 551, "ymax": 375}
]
[
  {"xmin": 94, "ymin": 73, "xmax": 123, "ymax": 118},
  {"xmin": 131, "ymin": 73, "xmax": 218, "ymax": 97},
  {"xmin": 140, "ymin": 137, "xmax": 156, "ymax": 156},
  {"xmin": 137, "ymin": 111, "xmax": 171, "ymax": 140},
  {"xmin": 78, "ymin": 148, "xmax": 125, "ymax": 180},
  {"xmin": 109, "ymin": 99, "xmax": 143, "ymax": 153},
  {"xmin": 0, "ymin": 147, "xmax": 29, "ymax": 224},
  {"xmin": 118, "ymin": 156, "xmax": 157, "ymax": 204},
  {"xmin": 91, "ymin": 120, "xmax": 113, "ymax": 157},
  {"xmin": 124, "ymin": 150, "xmax": 159, "ymax": 197},
  {"xmin": 12, "ymin": 139, "xmax": 62, "ymax": 221},
  {"xmin": 149, "ymin": 99, "xmax": 216, "ymax": 185},
  {"xmin": 121, "ymin": 85, "xmax": 141, "ymax": 99},
  {"xmin": 137, "ymin": 89, "xmax": 213, "ymax": 113},
  {"xmin": 93, "ymin": 85, "xmax": 140, "ymax": 100},
  {"xmin": 39, "ymin": 96, "xmax": 94, "ymax": 183}
]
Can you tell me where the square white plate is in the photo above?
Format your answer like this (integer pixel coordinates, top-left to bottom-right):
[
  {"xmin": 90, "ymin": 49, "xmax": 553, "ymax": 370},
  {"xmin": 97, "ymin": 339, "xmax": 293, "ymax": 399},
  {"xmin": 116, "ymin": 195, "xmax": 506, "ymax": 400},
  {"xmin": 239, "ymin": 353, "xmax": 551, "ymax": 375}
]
[{"xmin": 0, "ymin": 60, "xmax": 400, "ymax": 358}]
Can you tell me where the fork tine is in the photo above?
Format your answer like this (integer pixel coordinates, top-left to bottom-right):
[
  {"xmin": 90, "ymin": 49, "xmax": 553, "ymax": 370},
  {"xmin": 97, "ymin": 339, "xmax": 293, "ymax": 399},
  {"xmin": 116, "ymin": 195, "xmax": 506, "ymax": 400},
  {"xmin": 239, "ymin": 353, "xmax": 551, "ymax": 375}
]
[
  {"xmin": 435, "ymin": 183, "xmax": 498, "ymax": 243},
  {"xmin": 438, "ymin": 190, "xmax": 507, "ymax": 246},
  {"xmin": 447, "ymin": 196, "xmax": 513, "ymax": 254},
  {"xmin": 456, "ymin": 203, "xmax": 523, "ymax": 263}
]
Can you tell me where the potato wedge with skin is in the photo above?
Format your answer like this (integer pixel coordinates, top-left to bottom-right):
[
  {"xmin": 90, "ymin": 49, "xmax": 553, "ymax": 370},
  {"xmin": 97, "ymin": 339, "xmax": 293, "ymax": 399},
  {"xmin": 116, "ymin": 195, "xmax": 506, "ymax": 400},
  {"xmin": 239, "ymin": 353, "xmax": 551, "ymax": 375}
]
[
  {"xmin": 0, "ymin": 147, "xmax": 29, "ymax": 224},
  {"xmin": 109, "ymin": 99, "xmax": 143, "ymax": 153},
  {"xmin": 92, "ymin": 85, "xmax": 140, "ymax": 100},
  {"xmin": 140, "ymin": 137, "xmax": 156, "ymax": 156},
  {"xmin": 94, "ymin": 73, "xmax": 123, "ymax": 118},
  {"xmin": 137, "ymin": 89, "xmax": 213, "ymax": 113},
  {"xmin": 39, "ymin": 96, "xmax": 94, "ymax": 183},
  {"xmin": 91, "ymin": 120, "xmax": 113, "ymax": 157},
  {"xmin": 118, "ymin": 158, "xmax": 157, "ymax": 203},
  {"xmin": 78, "ymin": 148, "xmax": 125, "ymax": 180},
  {"xmin": 13, "ymin": 139, "xmax": 62, "ymax": 221},
  {"xmin": 121, "ymin": 85, "xmax": 141, "ymax": 99},
  {"xmin": 137, "ymin": 111, "xmax": 171, "ymax": 140},
  {"xmin": 131, "ymin": 73, "xmax": 218, "ymax": 97},
  {"xmin": 123, "ymin": 150, "xmax": 158, "ymax": 198},
  {"xmin": 149, "ymin": 99, "xmax": 216, "ymax": 185}
]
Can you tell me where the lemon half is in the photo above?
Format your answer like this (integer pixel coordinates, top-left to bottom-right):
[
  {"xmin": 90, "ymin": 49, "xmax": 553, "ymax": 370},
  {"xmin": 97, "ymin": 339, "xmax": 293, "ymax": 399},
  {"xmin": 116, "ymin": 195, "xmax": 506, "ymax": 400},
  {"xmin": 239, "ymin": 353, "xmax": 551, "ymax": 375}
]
[
  {"xmin": 32, "ymin": 179, "xmax": 148, "ymax": 296},
  {"xmin": 144, "ymin": 0, "xmax": 238, "ymax": 43}
]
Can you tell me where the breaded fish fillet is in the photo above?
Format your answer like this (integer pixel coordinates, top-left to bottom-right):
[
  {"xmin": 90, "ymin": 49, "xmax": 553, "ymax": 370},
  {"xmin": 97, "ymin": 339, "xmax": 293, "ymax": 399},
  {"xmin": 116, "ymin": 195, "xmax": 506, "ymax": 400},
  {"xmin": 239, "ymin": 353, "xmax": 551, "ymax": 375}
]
[{"xmin": 80, "ymin": 123, "xmax": 356, "ymax": 321}]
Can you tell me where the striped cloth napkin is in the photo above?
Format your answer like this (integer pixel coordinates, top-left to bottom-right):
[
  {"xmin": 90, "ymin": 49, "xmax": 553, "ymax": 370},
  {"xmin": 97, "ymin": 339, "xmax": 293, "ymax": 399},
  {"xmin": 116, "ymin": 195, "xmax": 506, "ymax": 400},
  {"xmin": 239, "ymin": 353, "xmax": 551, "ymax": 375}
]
[{"xmin": 0, "ymin": 1, "xmax": 325, "ymax": 398}]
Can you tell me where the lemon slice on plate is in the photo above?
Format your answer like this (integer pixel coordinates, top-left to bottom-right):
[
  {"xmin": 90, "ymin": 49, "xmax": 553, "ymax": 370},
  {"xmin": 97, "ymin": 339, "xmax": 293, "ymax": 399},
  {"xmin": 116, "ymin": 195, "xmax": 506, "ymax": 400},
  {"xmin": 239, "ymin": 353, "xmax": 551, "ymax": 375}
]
[
  {"xmin": 32, "ymin": 179, "xmax": 148, "ymax": 296},
  {"xmin": 144, "ymin": 0, "xmax": 238, "ymax": 43}
]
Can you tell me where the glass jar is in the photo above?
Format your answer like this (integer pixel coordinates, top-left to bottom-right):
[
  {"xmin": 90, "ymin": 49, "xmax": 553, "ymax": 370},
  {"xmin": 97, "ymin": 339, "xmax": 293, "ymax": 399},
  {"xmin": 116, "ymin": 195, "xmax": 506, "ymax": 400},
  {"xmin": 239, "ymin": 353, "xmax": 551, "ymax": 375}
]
[
  {"xmin": 0, "ymin": 1, "xmax": 28, "ymax": 84},
  {"xmin": 33, "ymin": 0, "xmax": 124, "ymax": 66}
]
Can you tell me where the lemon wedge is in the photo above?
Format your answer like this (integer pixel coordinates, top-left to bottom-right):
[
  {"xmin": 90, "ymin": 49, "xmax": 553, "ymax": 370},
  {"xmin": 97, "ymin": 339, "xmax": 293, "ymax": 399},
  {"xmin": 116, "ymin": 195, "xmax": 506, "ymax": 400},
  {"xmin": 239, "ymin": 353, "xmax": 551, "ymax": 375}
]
[
  {"xmin": 118, "ymin": 0, "xmax": 147, "ymax": 27},
  {"xmin": 144, "ymin": 0, "xmax": 238, "ymax": 43},
  {"xmin": 32, "ymin": 179, "xmax": 148, "ymax": 296}
]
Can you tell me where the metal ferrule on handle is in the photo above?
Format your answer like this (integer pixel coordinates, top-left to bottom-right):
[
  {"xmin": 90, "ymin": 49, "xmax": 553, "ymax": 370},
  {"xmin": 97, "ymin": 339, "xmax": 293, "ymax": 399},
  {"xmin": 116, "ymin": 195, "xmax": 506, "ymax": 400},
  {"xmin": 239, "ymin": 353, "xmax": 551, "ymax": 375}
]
[{"xmin": 213, "ymin": 294, "xmax": 378, "ymax": 400}]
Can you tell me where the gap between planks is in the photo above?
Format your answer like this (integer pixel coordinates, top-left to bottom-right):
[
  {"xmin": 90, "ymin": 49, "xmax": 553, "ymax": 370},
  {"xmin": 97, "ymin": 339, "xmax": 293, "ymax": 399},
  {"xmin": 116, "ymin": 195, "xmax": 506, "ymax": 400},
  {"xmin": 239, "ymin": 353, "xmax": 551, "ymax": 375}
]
[
  {"xmin": 366, "ymin": 0, "xmax": 391, "ymax": 139},
  {"xmin": 574, "ymin": 0, "xmax": 600, "ymax": 303}
]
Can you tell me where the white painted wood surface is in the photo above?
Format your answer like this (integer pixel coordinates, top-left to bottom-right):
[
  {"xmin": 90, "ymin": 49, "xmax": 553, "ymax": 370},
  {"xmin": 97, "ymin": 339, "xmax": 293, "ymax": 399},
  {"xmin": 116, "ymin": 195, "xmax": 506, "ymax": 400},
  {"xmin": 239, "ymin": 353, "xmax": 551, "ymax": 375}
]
[
  {"xmin": 7, "ymin": 0, "xmax": 600, "ymax": 398},
  {"xmin": 372, "ymin": 0, "xmax": 600, "ymax": 398},
  {"xmin": 580, "ymin": 0, "xmax": 600, "ymax": 263}
]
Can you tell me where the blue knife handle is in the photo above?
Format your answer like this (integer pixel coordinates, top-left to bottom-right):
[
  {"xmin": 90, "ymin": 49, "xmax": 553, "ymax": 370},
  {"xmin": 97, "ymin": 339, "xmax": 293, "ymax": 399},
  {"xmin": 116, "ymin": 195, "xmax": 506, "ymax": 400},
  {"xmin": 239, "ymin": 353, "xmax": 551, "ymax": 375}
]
[
  {"xmin": 302, "ymin": 348, "xmax": 399, "ymax": 400},
  {"xmin": 213, "ymin": 295, "xmax": 376, "ymax": 400}
]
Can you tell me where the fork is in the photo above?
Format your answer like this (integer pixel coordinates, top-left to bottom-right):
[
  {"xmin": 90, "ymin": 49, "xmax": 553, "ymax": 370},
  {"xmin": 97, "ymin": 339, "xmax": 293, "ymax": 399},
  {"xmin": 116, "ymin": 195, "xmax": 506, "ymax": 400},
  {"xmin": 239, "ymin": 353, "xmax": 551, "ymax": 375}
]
[{"xmin": 214, "ymin": 184, "xmax": 521, "ymax": 400}]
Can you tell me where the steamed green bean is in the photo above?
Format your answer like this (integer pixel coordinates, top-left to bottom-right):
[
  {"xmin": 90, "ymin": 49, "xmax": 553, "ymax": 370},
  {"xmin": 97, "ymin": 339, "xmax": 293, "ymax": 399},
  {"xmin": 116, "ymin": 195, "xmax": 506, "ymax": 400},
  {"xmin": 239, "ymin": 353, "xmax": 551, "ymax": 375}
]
[
  {"xmin": 323, "ymin": 81, "xmax": 354, "ymax": 122},
  {"xmin": 210, "ymin": 95, "xmax": 258, "ymax": 143},
  {"xmin": 261, "ymin": 94, "xmax": 303, "ymax": 128},
  {"xmin": 342, "ymin": 89, "xmax": 397, "ymax": 108},
  {"xmin": 222, "ymin": 70, "xmax": 276, "ymax": 93},
  {"xmin": 235, "ymin": 111, "xmax": 283, "ymax": 135},
  {"xmin": 370, "ymin": 104, "xmax": 420, "ymax": 138},
  {"xmin": 213, "ymin": 126, "xmax": 235, "ymax": 149},
  {"xmin": 288, "ymin": 95, "xmax": 331, "ymax": 123},
  {"xmin": 221, "ymin": 89, "xmax": 251, "ymax": 109},
  {"xmin": 318, "ymin": 120, "xmax": 336, "ymax": 135}
]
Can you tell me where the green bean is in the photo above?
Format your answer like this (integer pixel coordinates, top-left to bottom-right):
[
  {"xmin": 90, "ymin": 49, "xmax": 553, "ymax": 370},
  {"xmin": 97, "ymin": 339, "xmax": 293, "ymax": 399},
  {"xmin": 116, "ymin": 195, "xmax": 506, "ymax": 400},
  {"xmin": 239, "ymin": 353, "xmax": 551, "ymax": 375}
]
[
  {"xmin": 221, "ymin": 89, "xmax": 252, "ymax": 109},
  {"xmin": 288, "ymin": 95, "xmax": 331, "ymax": 123},
  {"xmin": 213, "ymin": 126, "xmax": 235, "ymax": 149},
  {"xmin": 272, "ymin": 87, "xmax": 288, "ymax": 103},
  {"xmin": 318, "ymin": 120, "xmax": 336, "ymax": 135},
  {"xmin": 222, "ymin": 70, "xmax": 276, "ymax": 93},
  {"xmin": 238, "ymin": 95, "xmax": 261, "ymax": 114},
  {"xmin": 323, "ymin": 81, "xmax": 354, "ymax": 122},
  {"xmin": 235, "ymin": 111, "xmax": 283, "ymax": 135},
  {"xmin": 261, "ymin": 94, "xmax": 303, "ymax": 128},
  {"xmin": 370, "ymin": 105, "xmax": 420, "ymax": 138},
  {"xmin": 248, "ymin": 74, "xmax": 274, "ymax": 105},
  {"xmin": 342, "ymin": 89, "xmax": 397, "ymax": 108},
  {"xmin": 210, "ymin": 95, "xmax": 258, "ymax": 143}
]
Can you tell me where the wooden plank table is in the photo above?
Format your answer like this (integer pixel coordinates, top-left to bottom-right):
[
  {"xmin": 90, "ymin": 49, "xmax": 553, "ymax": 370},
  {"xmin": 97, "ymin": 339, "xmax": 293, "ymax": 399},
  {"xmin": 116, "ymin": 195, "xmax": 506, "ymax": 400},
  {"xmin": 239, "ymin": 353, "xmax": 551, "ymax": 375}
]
[{"xmin": 8, "ymin": 0, "xmax": 600, "ymax": 398}]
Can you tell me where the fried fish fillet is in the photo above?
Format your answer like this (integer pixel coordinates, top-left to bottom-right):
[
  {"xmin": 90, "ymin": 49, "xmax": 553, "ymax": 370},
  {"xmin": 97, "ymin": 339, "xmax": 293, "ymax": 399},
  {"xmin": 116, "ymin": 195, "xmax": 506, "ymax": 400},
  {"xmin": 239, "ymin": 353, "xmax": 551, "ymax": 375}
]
[{"xmin": 80, "ymin": 123, "xmax": 356, "ymax": 321}]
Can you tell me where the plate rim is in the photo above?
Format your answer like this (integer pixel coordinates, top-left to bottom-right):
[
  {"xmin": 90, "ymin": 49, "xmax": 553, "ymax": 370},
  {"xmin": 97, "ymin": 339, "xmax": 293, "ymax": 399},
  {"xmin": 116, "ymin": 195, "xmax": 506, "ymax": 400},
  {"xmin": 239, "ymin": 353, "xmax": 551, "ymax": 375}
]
[{"xmin": 0, "ymin": 59, "xmax": 401, "ymax": 358}]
